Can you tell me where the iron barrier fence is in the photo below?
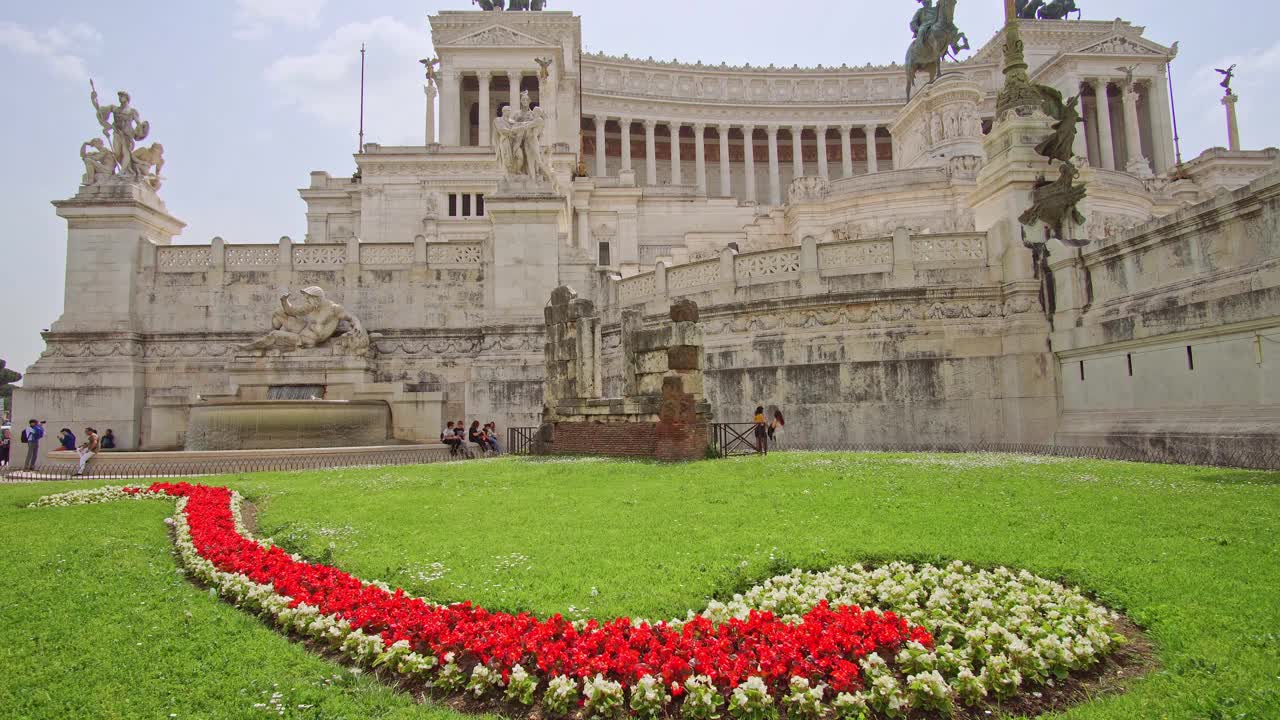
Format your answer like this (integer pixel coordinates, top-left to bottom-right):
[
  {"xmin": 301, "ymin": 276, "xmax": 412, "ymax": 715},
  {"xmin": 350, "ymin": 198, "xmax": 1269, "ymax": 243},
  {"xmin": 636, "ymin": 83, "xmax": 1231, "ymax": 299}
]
[
  {"xmin": 507, "ymin": 427, "xmax": 539, "ymax": 456},
  {"xmin": 0, "ymin": 446, "xmax": 465, "ymax": 483},
  {"xmin": 710, "ymin": 423, "xmax": 765, "ymax": 458}
]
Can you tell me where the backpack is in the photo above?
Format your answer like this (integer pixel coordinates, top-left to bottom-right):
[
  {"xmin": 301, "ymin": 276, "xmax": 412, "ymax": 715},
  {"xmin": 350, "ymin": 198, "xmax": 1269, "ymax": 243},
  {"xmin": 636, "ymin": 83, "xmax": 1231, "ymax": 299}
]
[{"xmin": 20, "ymin": 429, "xmax": 29, "ymax": 444}]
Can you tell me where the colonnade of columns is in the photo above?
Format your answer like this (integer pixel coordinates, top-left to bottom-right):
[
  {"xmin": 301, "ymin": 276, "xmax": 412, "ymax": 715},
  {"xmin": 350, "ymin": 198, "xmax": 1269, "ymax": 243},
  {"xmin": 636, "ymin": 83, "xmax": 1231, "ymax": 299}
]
[
  {"xmin": 1076, "ymin": 73, "xmax": 1174, "ymax": 176},
  {"xmin": 432, "ymin": 69, "xmax": 550, "ymax": 148},
  {"xmin": 586, "ymin": 117, "xmax": 891, "ymax": 205}
]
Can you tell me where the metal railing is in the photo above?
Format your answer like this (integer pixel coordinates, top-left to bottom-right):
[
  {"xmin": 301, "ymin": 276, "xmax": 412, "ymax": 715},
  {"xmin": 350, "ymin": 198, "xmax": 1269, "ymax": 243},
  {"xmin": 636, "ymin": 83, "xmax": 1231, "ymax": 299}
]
[
  {"xmin": 711, "ymin": 423, "xmax": 764, "ymax": 457},
  {"xmin": 507, "ymin": 427, "xmax": 540, "ymax": 456},
  {"xmin": 0, "ymin": 446, "xmax": 466, "ymax": 483},
  {"xmin": 735, "ymin": 440, "xmax": 1280, "ymax": 471}
]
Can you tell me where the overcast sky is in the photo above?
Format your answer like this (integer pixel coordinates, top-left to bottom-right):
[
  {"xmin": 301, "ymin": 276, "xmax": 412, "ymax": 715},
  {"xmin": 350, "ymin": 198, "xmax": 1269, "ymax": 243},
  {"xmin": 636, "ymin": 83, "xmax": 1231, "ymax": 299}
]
[{"xmin": 2, "ymin": 0, "xmax": 1276, "ymax": 379}]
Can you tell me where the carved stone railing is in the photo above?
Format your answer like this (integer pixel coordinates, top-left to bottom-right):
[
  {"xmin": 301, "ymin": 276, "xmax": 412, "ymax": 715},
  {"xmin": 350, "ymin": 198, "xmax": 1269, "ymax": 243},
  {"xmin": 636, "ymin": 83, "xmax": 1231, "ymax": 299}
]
[
  {"xmin": 225, "ymin": 245, "xmax": 279, "ymax": 268},
  {"xmin": 156, "ymin": 240, "xmax": 483, "ymax": 274},
  {"xmin": 610, "ymin": 231, "xmax": 989, "ymax": 307},
  {"xmin": 910, "ymin": 233, "xmax": 987, "ymax": 266},
  {"xmin": 736, "ymin": 248, "xmax": 802, "ymax": 281},
  {"xmin": 156, "ymin": 246, "xmax": 211, "ymax": 271},
  {"xmin": 293, "ymin": 244, "xmax": 347, "ymax": 267},
  {"xmin": 667, "ymin": 259, "xmax": 721, "ymax": 291},
  {"xmin": 427, "ymin": 242, "xmax": 483, "ymax": 266}
]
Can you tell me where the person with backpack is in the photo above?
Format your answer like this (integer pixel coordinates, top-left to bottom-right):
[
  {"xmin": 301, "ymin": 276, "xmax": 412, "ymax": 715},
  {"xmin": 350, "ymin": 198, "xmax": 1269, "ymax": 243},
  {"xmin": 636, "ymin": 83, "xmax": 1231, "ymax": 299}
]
[{"xmin": 22, "ymin": 419, "xmax": 45, "ymax": 470}]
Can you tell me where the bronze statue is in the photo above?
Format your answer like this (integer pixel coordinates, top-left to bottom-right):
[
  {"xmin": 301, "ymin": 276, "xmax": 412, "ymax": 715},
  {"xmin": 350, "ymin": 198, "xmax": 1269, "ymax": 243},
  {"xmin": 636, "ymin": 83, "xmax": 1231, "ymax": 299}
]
[
  {"xmin": 1019, "ymin": 162, "xmax": 1088, "ymax": 242},
  {"xmin": 419, "ymin": 57, "xmax": 440, "ymax": 86},
  {"xmin": 1015, "ymin": 0, "xmax": 1044, "ymax": 18},
  {"xmin": 1035, "ymin": 0, "xmax": 1081, "ymax": 20},
  {"xmin": 905, "ymin": 0, "xmax": 970, "ymax": 99},
  {"xmin": 1216, "ymin": 64, "xmax": 1236, "ymax": 94},
  {"xmin": 1033, "ymin": 86, "xmax": 1083, "ymax": 164}
]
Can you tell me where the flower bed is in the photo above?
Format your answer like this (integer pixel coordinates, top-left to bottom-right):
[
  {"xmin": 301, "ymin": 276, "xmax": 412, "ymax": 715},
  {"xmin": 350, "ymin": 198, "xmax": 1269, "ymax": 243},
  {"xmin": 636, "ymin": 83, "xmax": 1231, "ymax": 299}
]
[{"xmin": 32, "ymin": 484, "xmax": 1128, "ymax": 719}]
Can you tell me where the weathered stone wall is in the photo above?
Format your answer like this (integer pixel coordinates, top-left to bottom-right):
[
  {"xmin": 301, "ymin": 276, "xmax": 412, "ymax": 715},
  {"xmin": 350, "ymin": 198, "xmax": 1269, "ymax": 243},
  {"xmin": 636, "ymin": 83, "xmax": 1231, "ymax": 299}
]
[{"xmin": 1050, "ymin": 169, "xmax": 1280, "ymax": 463}]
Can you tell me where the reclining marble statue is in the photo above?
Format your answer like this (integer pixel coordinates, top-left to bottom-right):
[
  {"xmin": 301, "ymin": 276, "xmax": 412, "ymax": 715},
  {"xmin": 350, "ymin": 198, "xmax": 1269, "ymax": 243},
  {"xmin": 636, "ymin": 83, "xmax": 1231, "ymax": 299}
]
[{"xmin": 240, "ymin": 287, "xmax": 371, "ymax": 355}]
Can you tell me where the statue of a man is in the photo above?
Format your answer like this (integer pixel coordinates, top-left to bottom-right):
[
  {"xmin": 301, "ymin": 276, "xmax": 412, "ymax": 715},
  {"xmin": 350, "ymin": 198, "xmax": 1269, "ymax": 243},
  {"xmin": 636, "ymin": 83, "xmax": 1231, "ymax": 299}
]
[
  {"xmin": 91, "ymin": 83, "xmax": 149, "ymax": 178},
  {"xmin": 79, "ymin": 138, "xmax": 115, "ymax": 186},
  {"xmin": 240, "ymin": 287, "xmax": 369, "ymax": 354},
  {"xmin": 494, "ymin": 91, "xmax": 553, "ymax": 184},
  {"xmin": 910, "ymin": 0, "xmax": 937, "ymax": 39}
]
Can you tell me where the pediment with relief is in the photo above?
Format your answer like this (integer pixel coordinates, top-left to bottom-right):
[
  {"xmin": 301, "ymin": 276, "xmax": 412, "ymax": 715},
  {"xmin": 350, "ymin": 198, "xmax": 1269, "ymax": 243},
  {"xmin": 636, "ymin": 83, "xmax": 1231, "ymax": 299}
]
[
  {"xmin": 1074, "ymin": 34, "xmax": 1169, "ymax": 57},
  {"xmin": 442, "ymin": 24, "xmax": 554, "ymax": 48}
]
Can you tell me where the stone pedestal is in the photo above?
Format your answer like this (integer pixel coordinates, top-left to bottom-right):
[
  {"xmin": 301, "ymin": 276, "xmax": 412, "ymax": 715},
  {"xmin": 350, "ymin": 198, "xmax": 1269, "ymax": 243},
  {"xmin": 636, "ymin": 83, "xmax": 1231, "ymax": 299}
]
[
  {"xmin": 967, "ymin": 110, "xmax": 1061, "ymax": 444},
  {"xmin": 486, "ymin": 186, "xmax": 564, "ymax": 323},
  {"xmin": 889, "ymin": 74, "xmax": 985, "ymax": 171},
  {"xmin": 11, "ymin": 182, "xmax": 185, "ymax": 450}
]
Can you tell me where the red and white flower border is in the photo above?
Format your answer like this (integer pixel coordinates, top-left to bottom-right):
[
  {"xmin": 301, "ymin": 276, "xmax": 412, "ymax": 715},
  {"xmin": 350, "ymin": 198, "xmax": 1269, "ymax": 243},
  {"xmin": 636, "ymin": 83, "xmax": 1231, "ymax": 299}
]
[{"xmin": 31, "ymin": 484, "xmax": 1127, "ymax": 719}]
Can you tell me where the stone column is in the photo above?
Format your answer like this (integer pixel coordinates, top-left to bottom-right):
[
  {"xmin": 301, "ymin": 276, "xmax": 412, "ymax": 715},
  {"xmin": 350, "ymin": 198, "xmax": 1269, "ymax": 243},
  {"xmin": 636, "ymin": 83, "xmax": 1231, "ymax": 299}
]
[
  {"xmin": 477, "ymin": 71, "xmax": 492, "ymax": 147},
  {"xmin": 576, "ymin": 208, "xmax": 591, "ymax": 251},
  {"xmin": 594, "ymin": 115, "xmax": 608, "ymax": 177},
  {"xmin": 694, "ymin": 123, "xmax": 707, "ymax": 195},
  {"xmin": 1148, "ymin": 72, "xmax": 1175, "ymax": 173},
  {"xmin": 540, "ymin": 68, "xmax": 558, "ymax": 145},
  {"xmin": 1121, "ymin": 83, "xmax": 1152, "ymax": 177},
  {"xmin": 766, "ymin": 125, "xmax": 781, "ymax": 205},
  {"xmin": 670, "ymin": 122, "xmax": 683, "ymax": 186},
  {"xmin": 1223, "ymin": 93, "xmax": 1241, "ymax": 151},
  {"xmin": 441, "ymin": 70, "xmax": 461, "ymax": 146},
  {"xmin": 718, "ymin": 124, "xmax": 732, "ymax": 197},
  {"xmin": 620, "ymin": 118, "xmax": 634, "ymax": 172},
  {"xmin": 790, "ymin": 125, "xmax": 805, "ymax": 179},
  {"xmin": 743, "ymin": 125, "xmax": 757, "ymax": 204},
  {"xmin": 507, "ymin": 71, "xmax": 521, "ymax": 111},
  {"xmin": 840, "ymin": 126, "xmax": 853, "ymax": 178},
  {"xmin": 1091, "ymin": 79, "xmax": 1116, "ymax": 171},
  {"xmin": 424, "ymin": 83, "xmax": 438, "ymax": 145},
  {"xmin": 815, "ymin": 126, "xmax": 830, "ymax": 180},
  {"xmin": 863, "ymin": 124, "xmax": 879, "ymax": 174},
  {"xmin": 644, "ymin": 120, "xmax": 658, "ymax": 186}
]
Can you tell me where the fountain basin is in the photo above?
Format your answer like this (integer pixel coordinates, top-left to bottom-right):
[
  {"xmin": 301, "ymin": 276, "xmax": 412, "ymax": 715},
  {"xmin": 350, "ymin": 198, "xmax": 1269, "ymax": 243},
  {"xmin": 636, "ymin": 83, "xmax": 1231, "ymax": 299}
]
[{"xmin": 185, "ymin": 400, "xmax": 393, "ymax": 451}]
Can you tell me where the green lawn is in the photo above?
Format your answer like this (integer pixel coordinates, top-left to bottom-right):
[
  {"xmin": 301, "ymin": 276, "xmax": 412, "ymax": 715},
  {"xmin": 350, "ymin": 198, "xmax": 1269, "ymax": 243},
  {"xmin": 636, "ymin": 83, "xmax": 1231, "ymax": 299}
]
[{"xmin": 2, "ymin": 453, "xmax": 1279, "ymax": 719}]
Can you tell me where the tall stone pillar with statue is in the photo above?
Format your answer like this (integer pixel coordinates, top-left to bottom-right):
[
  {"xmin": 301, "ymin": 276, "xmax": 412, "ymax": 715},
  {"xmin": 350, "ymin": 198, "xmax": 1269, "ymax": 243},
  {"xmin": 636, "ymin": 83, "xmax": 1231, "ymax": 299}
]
[
  {"xmin": 12, "ymin": 83, "xmax": 185, "ymax": 449},
  {"xmin": 967, "ymin": 1, "xmax": 1084, "ymax": 441}
]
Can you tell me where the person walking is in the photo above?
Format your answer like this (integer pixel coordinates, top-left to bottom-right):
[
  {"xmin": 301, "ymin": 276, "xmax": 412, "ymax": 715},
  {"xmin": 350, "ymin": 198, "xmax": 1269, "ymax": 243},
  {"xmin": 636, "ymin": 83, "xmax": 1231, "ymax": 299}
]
[
  {"xmin": 753, "ymin": 405, "xmax": 769, "ymax": 455},
  {"xmin": 768, "ymin": 409, "xmax": 786, "ymax": 449},
  {"xmin": 75, "ymin": 427, "xmax": 100, "ymax": 477},
  {"xmin": 22, "ymin": 419, "xmax": 45, "ymax": 470}
]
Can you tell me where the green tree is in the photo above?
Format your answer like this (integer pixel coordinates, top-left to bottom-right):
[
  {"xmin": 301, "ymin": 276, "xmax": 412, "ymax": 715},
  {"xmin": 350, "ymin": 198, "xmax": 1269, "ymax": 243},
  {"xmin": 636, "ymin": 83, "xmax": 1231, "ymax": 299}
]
[{"xmin": 0, "ymin": 360, "xmax": 21, "ymax": 417}]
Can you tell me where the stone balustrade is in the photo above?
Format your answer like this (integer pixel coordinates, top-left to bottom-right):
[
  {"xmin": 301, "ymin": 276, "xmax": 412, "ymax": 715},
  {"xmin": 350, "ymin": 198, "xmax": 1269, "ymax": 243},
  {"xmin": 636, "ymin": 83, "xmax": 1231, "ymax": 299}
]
[
  {"xmin": 609, "ymin": 231, "xmax": 989, "ymax": 308},
  {"xmin": 156, "ymin": 240, "xmax": 484, "ymax": 273}
]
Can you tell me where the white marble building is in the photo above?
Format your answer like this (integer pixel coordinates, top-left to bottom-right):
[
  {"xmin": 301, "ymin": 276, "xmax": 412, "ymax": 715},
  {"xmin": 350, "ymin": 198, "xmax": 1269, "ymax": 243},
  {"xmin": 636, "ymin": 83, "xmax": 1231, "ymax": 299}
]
[{"xmin": 13, "ymin": 9, "xmax": 1280, "ymax": 462}]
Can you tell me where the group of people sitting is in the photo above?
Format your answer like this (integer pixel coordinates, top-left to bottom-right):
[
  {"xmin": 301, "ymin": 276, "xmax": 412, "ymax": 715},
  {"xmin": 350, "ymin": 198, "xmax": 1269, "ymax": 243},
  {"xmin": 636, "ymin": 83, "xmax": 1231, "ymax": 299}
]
[{"xmin": 440, "ymin": 420, "xmax": 502, "ymax": 458}]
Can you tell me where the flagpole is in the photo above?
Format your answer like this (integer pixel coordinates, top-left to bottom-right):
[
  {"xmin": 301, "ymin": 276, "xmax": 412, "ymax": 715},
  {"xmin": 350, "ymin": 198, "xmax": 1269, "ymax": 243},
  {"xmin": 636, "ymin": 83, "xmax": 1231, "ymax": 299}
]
[{"xmin": 358, "ymin": 43, "xmax": 367, "ymax": 153}]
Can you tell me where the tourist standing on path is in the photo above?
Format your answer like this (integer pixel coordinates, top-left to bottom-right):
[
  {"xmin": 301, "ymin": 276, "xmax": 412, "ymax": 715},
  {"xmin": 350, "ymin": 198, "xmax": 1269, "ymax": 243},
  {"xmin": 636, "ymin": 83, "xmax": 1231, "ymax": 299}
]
[
  {"xmin": 100, "ymin": 429, "xmax": 116, "ymax": 450},
  {"xmin": 59, "ymin": 428, "xmax": 77, "ymax": 452},
  {"xmin": 75, "ymin": 427, "xmax": 100, "ymax": 476},
  {"xmin": 0, "ymin": 427, "xmax": 10, "ymax": 467},
  {"xmin": 22, "ymin": 420, "xmax": 45, "ymax": 470},
  {"xmin": 753, "ymin": 405, "xmax": 769, "ymax": 454}
]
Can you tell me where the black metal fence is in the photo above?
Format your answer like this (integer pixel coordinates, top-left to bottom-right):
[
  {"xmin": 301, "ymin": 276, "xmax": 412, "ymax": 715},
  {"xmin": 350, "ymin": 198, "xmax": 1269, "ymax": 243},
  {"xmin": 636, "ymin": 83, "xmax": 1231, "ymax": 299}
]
[
  {"xmin": 731, "ymin": 439, "xmax": 1280, "ymax": 471},
  {"xmin": 507, "ymin": 427, "xmax": 539, "ymax": 456},
  {"xmin": 711, "ymin": 423, "xmax": 764, "ymax": 457},
  {"xmin": 0, "ymin": 446, "xmax": 465, "ymax": 483}
]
